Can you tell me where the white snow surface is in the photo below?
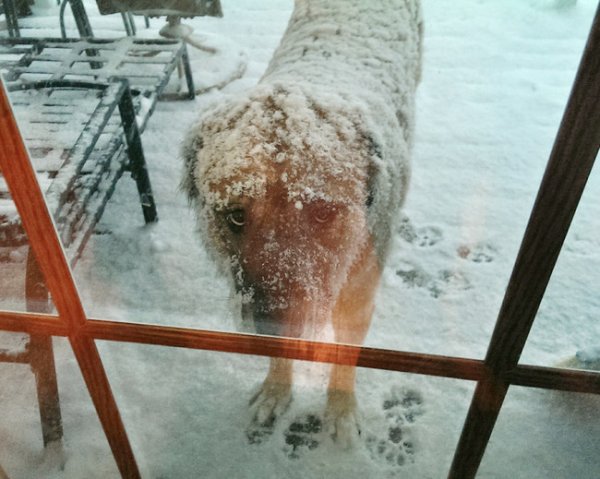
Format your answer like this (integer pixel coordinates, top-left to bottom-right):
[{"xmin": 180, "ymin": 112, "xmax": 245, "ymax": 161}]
[{"xmin": 0, "ymin": 0, "xmax": 599, "ymax": 478}]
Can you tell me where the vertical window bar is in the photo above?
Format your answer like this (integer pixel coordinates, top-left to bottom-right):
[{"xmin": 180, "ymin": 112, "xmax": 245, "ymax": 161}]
[
  {"xmin": 0, "ymin": 78, "xmax": 141, "ymax": 479},
  {"xmin": 448, "ymin": 6, "xmax": 600, "ymax": 479}
]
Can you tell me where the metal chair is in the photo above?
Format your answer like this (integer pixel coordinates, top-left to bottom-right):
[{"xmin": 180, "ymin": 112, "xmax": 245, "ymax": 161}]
[
  {"xmin": 0, "ymin": 32, "xmax": 194, "ymax": 449},
  {"xmin": 93, "ymin": 0, "xmax": 223, "ymax": 50},
  {"xmin": 0, "ymin": 0, "xmax": 21, "ymax": 37}
]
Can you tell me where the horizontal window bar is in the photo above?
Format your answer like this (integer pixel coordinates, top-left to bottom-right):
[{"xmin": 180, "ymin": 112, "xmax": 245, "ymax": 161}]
[{"xmin": 2, "ymin": 310, "xmax": 598, "ymax": 394}]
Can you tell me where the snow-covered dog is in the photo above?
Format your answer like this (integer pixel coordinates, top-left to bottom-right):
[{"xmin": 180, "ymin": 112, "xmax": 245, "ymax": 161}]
[{"xmin": 183, "ymin": 0, "xmax": 422, "ymax": 445}]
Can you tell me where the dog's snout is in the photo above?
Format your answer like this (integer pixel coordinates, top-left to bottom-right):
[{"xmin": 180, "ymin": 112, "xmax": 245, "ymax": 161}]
[{"xmin": 242, "ymin": 283, "xmax": 305, "ymax": 337}]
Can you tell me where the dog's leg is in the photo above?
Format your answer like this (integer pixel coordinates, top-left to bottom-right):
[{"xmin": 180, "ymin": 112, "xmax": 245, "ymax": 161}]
[
  {"xmin": 249, "ymin": 356, "xmax": 293, "ymax": 427},
  {"xmin": 327, "ymin": 241, "xmax": 381, "ymax": 447}
]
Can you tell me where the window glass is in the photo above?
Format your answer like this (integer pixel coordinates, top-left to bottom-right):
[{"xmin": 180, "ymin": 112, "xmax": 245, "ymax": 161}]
[
  {"xmin": 0, "ymin": 205, "xmax": 56, "ymax": 314},
  {"xmin": 385, "ymin": 0, "xmax": 595, "ymax": 358},
  {"xmin": 68, "ymin": 1, "xmax": 293, "ymax": 330},
  {"xmin": 0, "ymin": 226, "xmax": 28, "ymax": 313},
  {"xmin": 478, "ymin": 386, "xmax": 600, "ymax": 478},
  {"xmin": 0, "ymin": 0, "xmax": 597, "ymax": 477},
  {"xmin": 56, "ymin": 0, "xmax": 594, "ymax": 364},
  {"xmin": 0, "ymin": 336, "xmax": 119, "ymax": 478},
  {"xmin": 97, "ymin": 341, "xmax": 474, "ymax": 478},
  {"xmin": 522, "ymin": 164, "xmax": 599, "ymax": 370}
]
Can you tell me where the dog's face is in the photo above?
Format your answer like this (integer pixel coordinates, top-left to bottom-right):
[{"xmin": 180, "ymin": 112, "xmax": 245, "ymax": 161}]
[
  {"xmin": 184, "ymin": 88, "xmax": 374, "ymax": 336},
  {"xmin": 211, "ymin": 171, "xmax": 370, "ymax": 337}
]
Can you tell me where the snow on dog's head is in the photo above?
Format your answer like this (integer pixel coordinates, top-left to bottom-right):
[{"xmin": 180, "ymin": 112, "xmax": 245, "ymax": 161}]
[{"xmin": 182, "ymin": 85, "xmax": 375, "ymax": 335}]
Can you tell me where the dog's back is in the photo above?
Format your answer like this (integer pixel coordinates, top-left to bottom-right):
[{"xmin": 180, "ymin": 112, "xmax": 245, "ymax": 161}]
[
  {"xmin": 261, "ymin": 0, "xmax": 423, "ymax": 260},
  {"xmin": 264, "ymin": 0, "xmax": 422, "ymax": 108}
]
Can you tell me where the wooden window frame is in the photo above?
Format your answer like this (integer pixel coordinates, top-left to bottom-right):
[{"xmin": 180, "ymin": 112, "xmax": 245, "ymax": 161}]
[{"xmin": 1, "ymin": 8, "xmax": 599, "ymax": 478}]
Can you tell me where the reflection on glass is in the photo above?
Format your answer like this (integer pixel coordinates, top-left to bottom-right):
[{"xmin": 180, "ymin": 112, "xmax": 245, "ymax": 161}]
[
  {"xmin": 0, "ymin": 231, "xmax": 29, "ymax": 312},
  {"xmin": 0, "ymin": 203, "xmax": 56, "ymax": 314},
  {"xmin": 522, "ymin": 167, "xmax": 600, "ymax": 370},
  {"xmin": 0, "ymin": 337, "xmax": 119, "ymax": 478},
  {"xmin": 97, "ymin": 341, "xmax": 473, "ymax": 478},
  {"xmin": 479, "ymin": 386, "xmax": 600, "ymax": 478}
]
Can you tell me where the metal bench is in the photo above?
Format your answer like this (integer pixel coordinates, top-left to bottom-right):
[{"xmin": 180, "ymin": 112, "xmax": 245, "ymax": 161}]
[{"xmin": 0, "ymin": 35, "xmax": 194, "ymax": 448}]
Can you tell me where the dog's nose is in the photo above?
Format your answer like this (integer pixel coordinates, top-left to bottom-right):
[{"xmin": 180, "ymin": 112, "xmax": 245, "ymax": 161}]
[
  {"xmin": 244, "ymin": 283, "xmax": 307, "ymax": 337},
  {"xmin": 242, "ymin": 284, "xmax": 282, "ymax": 336}
]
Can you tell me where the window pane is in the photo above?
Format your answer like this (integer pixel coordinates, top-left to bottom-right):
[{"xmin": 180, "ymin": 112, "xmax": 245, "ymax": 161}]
[
  {"xmin": 0, "ymin": 234, "xmax": 29, "ymax": 313},
  {"xmin": 479, "ymin": 387, "xmax": 600, "ymax": 478},
  {"xmin": 0, "ymin": 336, "xmax": 119, "ymax": 478},
  {"xmin": 61, "ymin": 0, "xmax": 595, "ymax": 364},
  {"xmin": 0, "ymin": 204, "xmax": 56, "ymax": 314},
  {"xmin": 522, "ymin": 164, "xmax": 599, "ymax": 370},
  {"xmin": 97, "ymin": 340, "xmax": 474, "ymax": 477},
  {"xmin": 384, "ymin": 0, "xmax": 595, "ymax": 359}
]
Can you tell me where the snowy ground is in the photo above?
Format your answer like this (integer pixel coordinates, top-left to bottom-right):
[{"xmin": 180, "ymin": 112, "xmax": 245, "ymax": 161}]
[{"xmin": 1, "ymin": 0, "xmax": 599, "ymax": 478}]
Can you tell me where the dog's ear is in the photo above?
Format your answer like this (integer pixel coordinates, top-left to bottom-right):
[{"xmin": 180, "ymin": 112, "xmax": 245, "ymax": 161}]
[
  {"xmin": 180, "ymin": 128, "xmax": 203, "ymax": 204},
  {"xmin": 365, "ymin": 134, "xmax": 382, "ymax": 209}
]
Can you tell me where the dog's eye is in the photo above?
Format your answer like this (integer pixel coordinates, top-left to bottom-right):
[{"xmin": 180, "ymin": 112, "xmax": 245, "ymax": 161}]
[
  {"xmin": 313, "ymin": 204, "xmax": 337, "ymax": 224},
  {"xmin": 314, "ymin": 212, "xmax": 331, "ymax": 223},
  {"xmin": 225, "ymin": 209, "xmax": 245, "ymax": 232}
]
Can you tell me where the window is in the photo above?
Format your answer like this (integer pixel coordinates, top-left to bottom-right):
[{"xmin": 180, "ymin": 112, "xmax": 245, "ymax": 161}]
[{"xmin": 1, "ymin": 1, "xmax": 598, "ymax": 477}]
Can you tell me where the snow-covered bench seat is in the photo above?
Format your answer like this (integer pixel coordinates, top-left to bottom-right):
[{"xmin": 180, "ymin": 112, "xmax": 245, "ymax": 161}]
[
  {"xmin": 0, "ymin": 36, "xmax": 194, "ymax": 448},
  {"xmin": 1, "ymin": 79, "xmax": 156, "ymax": 256},
  {"xmin": 0, "ymin": 36, "xmax": 194, "ymax": 255}
]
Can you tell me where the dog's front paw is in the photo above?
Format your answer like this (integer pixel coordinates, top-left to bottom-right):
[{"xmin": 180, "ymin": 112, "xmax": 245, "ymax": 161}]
[
  {"xmin": 250, "ymin": 380, "xmax": 293, "ymax": 425},
  {"xmin": 246, "ymin": 381, "xmax": 292, "ymax": 444},
  {"xmin": 325, "ymin": 390, "xmax": 361, "ymax": 449}
]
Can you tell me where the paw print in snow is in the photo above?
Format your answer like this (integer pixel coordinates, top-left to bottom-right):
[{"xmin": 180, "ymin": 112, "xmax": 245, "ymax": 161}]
[
  {"xmin": 396, "ymin": 263, "xmax": 471, "ymax": 298},
  {"xmin": 283, "ymin": 414, "xmax": 323, "ymax": 459},
  {"xmin": 246, "ymin": 421, "xmax": 275, "ymax": 445},
  {"xmin": 395, "ymin": 261, "xmax": 429, "ymax": 289},
  {"xmin": 414, "ymin": 226, "xmax": 443, "ymax": 247},
  {"xmin": 396, "ymin": 218, "xmax": 443, "ymax": 248},
  {"xmin": 366, "ymin": 387, "xmax": 424, "ymax": 469},
  {"xmin": 428, "ymin": 269, "xmax": 472, "ymax": 298},
  {"xmin": 457, "ymin": 242, "xmax": 497, "ymax": 263}
]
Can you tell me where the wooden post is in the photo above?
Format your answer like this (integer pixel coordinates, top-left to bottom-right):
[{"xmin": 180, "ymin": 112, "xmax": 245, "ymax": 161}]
[
  {"xmin": 0, "ymin": 78, "xmax": 141, "ymax": 479},
  {"xmin": 0, "ymin": 462, "xmax": 10, "ymax": 479},
  {"xmin": 448, "ymin": 6, "xmax": 600, "ymax": 478}
]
